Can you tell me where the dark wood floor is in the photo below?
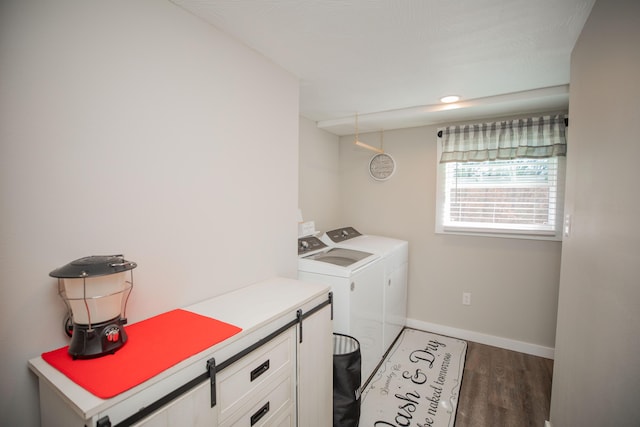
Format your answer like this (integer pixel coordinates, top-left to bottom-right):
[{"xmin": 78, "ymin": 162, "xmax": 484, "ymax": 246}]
[{"xmin": 455, "ymin": 341, "xmax": 554, "ymax": 427}]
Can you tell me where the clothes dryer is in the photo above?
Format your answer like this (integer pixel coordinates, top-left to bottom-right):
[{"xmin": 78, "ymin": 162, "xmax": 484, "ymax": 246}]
[
  {"xmin": 322, "ymin": 227, "xmax": 408, "ymax": 352},
  {"xmin": 297, "ymin": 236, "xmax": 385, "ymax": 383}
]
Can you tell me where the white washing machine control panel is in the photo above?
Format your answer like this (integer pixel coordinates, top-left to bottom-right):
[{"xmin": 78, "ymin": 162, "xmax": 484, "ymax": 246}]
[{"xmin": 298, "ymin": 236, "xmax": 328, "ymax": 256}]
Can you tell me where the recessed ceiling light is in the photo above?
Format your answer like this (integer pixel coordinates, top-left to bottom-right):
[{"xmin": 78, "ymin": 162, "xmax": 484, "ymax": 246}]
[{"xmin": 440, "ymin": 95, "xmax": 460, "ymax": 103}]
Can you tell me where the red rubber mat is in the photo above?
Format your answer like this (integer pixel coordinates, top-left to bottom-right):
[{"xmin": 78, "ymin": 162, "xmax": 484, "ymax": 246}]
[{"xmin": 42, "ymin": 309, "xmax": 241, "ymax": 399}]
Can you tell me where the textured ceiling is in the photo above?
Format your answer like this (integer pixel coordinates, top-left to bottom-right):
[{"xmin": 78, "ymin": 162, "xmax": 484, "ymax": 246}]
[{"xmin": 171, "ymin": 0, "xmax": 595, "ymax": 134}]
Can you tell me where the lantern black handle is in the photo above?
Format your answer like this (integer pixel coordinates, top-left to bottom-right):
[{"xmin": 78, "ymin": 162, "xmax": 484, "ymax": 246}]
[{"xmin": 109, "ymin": 261, "xmax": 136, "ymax": 268}]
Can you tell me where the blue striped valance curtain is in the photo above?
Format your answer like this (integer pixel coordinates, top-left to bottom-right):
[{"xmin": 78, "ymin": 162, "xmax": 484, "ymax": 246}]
[{"xmin": 439, "ymin": 114, "xmax": 567, "ymax": 163}]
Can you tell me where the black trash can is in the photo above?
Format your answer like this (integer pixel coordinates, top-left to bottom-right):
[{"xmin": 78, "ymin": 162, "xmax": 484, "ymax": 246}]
[{"xmin": 333, "ymin": 333, "xmax": 361, "ymax": 427}]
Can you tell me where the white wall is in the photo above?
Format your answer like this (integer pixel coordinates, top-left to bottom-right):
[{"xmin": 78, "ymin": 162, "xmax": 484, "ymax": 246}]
[
  {"xmin": 298, "ymin": 116, "xmax": 341, "ymax": 232},
  {"xmin": 0, "ymin": 1, "xmax": 299, "ymax": 425},
  {"xmin": 337, "ymin": 125, "xmax": 562, "ymax": 354},
  {"xmin": 550, "ymin": 0, "xmax": 640, "ymax": 424}
]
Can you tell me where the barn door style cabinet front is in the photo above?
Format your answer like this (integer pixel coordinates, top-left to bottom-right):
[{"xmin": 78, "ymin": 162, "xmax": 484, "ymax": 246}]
[{"xmin": 29, "ymin": 278, "xmax": 333, "ymax": 427}]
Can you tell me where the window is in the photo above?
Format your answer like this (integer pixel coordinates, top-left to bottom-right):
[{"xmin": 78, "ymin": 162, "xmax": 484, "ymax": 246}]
[{"xmin": 435, "ymin": 115, "xmax": 567, "ymax": 240}]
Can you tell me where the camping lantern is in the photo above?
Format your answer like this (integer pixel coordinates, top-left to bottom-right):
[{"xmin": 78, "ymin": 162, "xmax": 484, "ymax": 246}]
[{"xmin": 50, "ymin": 255, "xmax": 136, "ymax": 359}]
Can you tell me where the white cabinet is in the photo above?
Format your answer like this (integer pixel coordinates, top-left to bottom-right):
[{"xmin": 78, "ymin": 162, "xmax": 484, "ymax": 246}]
[
  {"xmin": 132, "ymin": 381, "xmax": 216, "ymax": 427},
  {"xmin": 29, "ymin": 278, "xmax": 332, "ymax": 427}
]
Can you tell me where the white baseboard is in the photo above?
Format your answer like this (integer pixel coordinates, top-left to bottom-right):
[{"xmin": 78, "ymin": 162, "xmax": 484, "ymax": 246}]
[
  {"xmin": 545, "ymin": 421, "xmax": 552, "ymax": 427},
  {"xmin": 406, "ymin": 318, "xmax": 555, "ymax": 359}
]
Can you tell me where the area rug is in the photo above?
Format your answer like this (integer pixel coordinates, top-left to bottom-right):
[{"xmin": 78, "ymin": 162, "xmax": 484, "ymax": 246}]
[{"xmin": 360, "ymin": 328, "xmax": 467, "ymax": 427}]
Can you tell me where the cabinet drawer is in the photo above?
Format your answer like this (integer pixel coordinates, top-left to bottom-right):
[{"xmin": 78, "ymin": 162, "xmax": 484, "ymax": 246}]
[
  {"xmin": 269, "ymin": 406, "xmax": 294, "ymax": 427},
  {"xmin": 217, "ymin": 328, "xmax": 295, "ymax": 421},
  {"xmin": 220, "ymin": 374, "xmax": 293, "ymax": 427}
]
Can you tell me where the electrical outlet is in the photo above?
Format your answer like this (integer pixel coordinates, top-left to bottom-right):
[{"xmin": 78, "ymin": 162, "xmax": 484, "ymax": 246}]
[{"xmin": 462, "ymin": 292, "xmax": 471, "ymax": 305}]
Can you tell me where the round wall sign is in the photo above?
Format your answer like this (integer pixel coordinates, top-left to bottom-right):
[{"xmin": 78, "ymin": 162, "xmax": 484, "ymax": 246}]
[{"xmin": 369, "ymin": 153, "xmax": 396, "ymax": 181}]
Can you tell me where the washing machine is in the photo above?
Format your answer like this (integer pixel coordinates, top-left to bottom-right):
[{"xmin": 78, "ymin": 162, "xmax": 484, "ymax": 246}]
[
  {"xmin": 322, "ymin": 227, "xmax": 408, "ymax": 352},
  {"xmin": 297, "ymin": 235, "xmax": 385, "ymax": 383}
]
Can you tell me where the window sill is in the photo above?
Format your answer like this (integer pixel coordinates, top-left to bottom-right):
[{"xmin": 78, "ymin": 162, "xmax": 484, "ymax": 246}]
[{"xmin": 436, "ymin": 228, "xmax": 563, "ymax": 242}]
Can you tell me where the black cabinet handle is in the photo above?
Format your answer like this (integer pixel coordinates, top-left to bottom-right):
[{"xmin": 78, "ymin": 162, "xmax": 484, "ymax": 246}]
[
  {"xmin": 250, "ymin": 401, "xmax": 270, "ymax": 425},
  {"xmin": 250, "ymin": 360, "xmax": 270, "ymax": 381}
]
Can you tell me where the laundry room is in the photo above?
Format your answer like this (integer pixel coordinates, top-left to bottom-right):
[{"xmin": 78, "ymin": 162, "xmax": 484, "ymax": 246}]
[
  {"xmin": 2, "ymin": 1, "xmax": 640, "ymax": 427},
  {"xmin": 300, "ymin": 115, "xmax": 562, "ymax": 357}
]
